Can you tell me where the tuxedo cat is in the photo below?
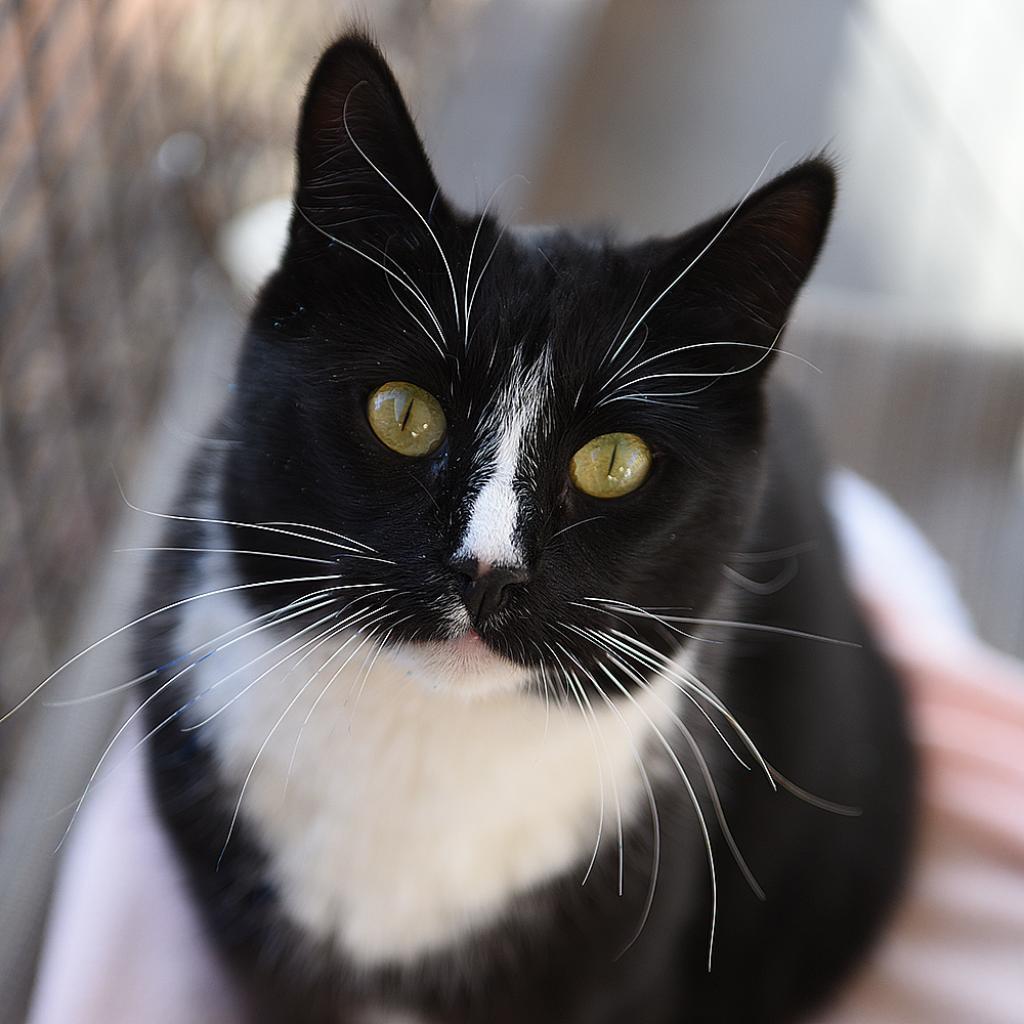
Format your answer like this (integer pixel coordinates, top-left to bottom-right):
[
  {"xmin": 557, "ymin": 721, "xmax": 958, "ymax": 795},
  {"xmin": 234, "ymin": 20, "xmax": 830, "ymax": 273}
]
[{"xmin": 138, "ymin": 34, "xmax": 914, "ymax": 1023}]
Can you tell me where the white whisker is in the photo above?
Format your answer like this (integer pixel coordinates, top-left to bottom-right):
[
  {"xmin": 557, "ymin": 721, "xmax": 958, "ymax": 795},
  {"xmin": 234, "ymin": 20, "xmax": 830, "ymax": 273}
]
[
  {"xmin": 293, "ymin": 205, "xmax": 447, "ymax": 361},
  {"xmin": 557, "ymin": 642, "xmax": 662, "ymax": 957},
  {"xmin": 548, "ymin": 516, "xmax": 606, "ymax": 544},
  {"xmin": 283, "ymin": 608, "xmax": 404, "ymax": 797},
  {"xmin": 597, "ymin": 626, "xmax": 774, "ymax": 787},
  {"xmin": 602, "ymin": 146, "xmax": 783, "ymax": 379},
  {"xmin": 585, "ymin": 629, "xmax": 751, "ymax": 772},
  {"xmin": 344, "ymin": 614, "xmax": 407, "ymax": 712},
  {"xmin": 597, "ymin": 328, "xmax": 787, "ymax": 409},
  {"xmin": 589, "ymin": 640, "xmax": 764, "ymax": 901},
  {"xmin": 466, "ymin": 219, "xmax": 512, "ymax": 343},
  {"xmin": 185, "ymin": 598, "xmax": 390, "ymax": 732},
  {"xmin": 115, "ymin": 546, "xmax": 337, "ymax": 567},
  {"xmin": 768, "ymin": 765, "xmax": 861, "ymax": 817},
  {"xmin": 43, "ymin": 588, "xmax": 363, "ymax": 708},
  {"xmin": 547, "ymin": 641, "xmax": 625, "ymax": 895},
  {"xmin": 463, "ymin": 176, "xmax": 524, "ymax": 344},
  {"xmin": 2, "ymin": 572, "xmax": 349, "ymax": 725},
  {"xmin": 54, "ymin": 601, "xmax": 347, "ymax": 851},
  {"xmin": 592, "ymin": 659, "xmax": 718, "ymax": 969},
  {"xmin": 342, "ymin": 84, "xmax": 461, "ymax": 331},
  {"xmin": 115, "ymin": 480, "xmax": 380, "ymax": 556},
  {"xmin": 586, "ymin": 597, "xmax": 857, "ymax": 648},
  {"xmin": 563, "ymin": 671, "xmax": 608, "ymax": 887},
  {"xmin": 599, "ymin": 272, "xmax": 651, "ymax": 373},
  {"xmin": 367, "ymin": 237, "xmax": 448, "ymax": 350},
  {"xmin": 258, "ymin": 521, "xmax": 376, "ymax": 552},
  {"xmin": 605, "ymin": 337, "xmax": 820, "ymax": 394},
  {"xmin": 220, "ymin": 608, "xmax": 403, "ymax": 868}
]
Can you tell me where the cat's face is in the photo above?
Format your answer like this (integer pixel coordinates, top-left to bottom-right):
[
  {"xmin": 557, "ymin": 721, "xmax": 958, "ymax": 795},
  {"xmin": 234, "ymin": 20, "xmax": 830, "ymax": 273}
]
[{"xmin": 222, "ymin": 37, "xmax": 834, "ymax": 697}]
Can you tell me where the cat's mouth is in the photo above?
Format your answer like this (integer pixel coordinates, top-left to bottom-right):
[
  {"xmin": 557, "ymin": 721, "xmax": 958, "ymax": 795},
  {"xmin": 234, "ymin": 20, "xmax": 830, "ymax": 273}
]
[
  {"xmin": 438, "ymin": 625, "xmax": 514, "ymax": 669},
  {"xmin": 387, "ymin": 622, "xmax": 531, "ymax": 698},
  {"xmin": 448, "ymin": 627, "xmax": 487, "ymax": 655}
]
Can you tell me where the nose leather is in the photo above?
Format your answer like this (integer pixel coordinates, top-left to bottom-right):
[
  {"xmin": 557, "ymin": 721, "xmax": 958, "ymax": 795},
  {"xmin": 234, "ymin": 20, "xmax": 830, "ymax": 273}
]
[{"xmin": 449, "ymin": 558, "xmax": 529, "ymax": 624}]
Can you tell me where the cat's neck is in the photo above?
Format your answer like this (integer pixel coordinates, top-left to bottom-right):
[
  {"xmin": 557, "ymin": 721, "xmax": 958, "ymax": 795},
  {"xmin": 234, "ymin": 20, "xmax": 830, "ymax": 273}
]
[{"xmin": 173, "ymin": 539, "xmax": 687, "ymax": 966}]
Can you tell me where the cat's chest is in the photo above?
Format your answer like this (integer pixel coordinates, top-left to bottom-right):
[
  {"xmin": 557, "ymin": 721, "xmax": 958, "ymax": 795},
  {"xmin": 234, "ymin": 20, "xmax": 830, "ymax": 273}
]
[{"xmin": 176, "ymin": 580, "xmax": 681, "ymax": 967}]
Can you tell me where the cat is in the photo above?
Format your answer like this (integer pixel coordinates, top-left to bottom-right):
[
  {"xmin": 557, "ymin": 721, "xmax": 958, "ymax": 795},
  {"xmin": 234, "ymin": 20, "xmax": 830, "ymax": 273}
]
[{"xmin": 137, "ymin": 33, "xmax": 915, "ymax": 1024}]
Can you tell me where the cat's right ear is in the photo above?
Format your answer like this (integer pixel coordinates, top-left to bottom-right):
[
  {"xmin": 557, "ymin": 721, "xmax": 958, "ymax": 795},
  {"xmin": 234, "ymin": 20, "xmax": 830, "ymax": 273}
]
[{"xmin": 290, "ymin": 33, "xmax": 447, "ymax": 244}]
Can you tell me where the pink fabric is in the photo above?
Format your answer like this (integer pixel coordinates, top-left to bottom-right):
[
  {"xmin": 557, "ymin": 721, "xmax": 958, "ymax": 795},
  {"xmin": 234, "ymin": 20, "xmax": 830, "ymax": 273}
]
[
  {"xmin": 814, "ymin": 596, "xmax": 1024, "ymax": 1024},
  {"xmin": 26, "ymin": 722, "xmax": 244, "ymax": 1024},
  {"xmin": 28, "ymin": 476, "xmax": 1024, "ymax": 1022}
]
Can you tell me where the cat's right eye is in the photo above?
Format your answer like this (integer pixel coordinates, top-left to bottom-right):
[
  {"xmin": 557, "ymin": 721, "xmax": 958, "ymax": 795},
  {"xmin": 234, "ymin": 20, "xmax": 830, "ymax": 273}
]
[{"xmin": 367, "ymin": 381, "xmax": 447, "ymax": 457}]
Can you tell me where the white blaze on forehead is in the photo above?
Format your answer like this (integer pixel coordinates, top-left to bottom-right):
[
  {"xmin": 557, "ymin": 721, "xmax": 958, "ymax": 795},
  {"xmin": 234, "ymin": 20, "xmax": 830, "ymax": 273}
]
[{"xmin": 456, "ymin": 352, "xmax": 549, "ymax": 567}]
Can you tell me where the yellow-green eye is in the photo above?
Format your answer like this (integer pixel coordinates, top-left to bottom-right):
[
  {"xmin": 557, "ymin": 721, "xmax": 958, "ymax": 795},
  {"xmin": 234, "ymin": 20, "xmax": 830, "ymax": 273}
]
[
  {"xmin": 367, "ymin": 381, "xmax": 446, "ymax": 457},
  {"xmin": 570, "ymin": 432, "xmax": 652, "ymax": 498}
]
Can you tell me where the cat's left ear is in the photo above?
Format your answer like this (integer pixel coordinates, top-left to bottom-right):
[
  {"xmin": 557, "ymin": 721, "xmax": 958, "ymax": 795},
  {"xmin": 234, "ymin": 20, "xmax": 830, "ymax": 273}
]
[
  {"xmin": 290, "ymin": 33, "xmax": 447, "ymax": 244},
  {"xmin": 646, "ymin": 158, "xmax": 835, "ymax": 360}
]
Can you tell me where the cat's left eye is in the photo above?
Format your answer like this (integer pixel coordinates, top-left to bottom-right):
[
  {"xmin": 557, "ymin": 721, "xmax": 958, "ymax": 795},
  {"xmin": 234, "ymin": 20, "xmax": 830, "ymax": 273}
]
[
  {"xmin": 367, "ymin": 381, "xmax": 446, "ymax": 457},
  {"xmin": 570, "ymin": 432, "xmax": 652, "ymax": 498}
]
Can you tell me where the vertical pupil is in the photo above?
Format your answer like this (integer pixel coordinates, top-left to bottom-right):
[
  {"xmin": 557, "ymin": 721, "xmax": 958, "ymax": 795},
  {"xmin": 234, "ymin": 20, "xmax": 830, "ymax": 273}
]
[
  {"xmin": 392, "ymin": 392, "xmax": 414, "ymax": 431},
  {"xmin": 606, "ymin": 440, "xmax": 620, "ymax": 477}
]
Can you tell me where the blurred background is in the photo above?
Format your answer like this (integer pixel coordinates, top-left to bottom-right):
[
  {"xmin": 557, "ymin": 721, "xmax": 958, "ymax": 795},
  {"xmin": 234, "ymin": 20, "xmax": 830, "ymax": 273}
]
[{"xmin": 1, "ymin": 0, "xmax": 1022, "ymax": 1017}]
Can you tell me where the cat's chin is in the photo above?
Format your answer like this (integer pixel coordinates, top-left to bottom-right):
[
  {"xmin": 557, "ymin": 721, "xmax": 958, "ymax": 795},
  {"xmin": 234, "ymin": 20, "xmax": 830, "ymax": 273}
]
[{"xmin": 389, "ymin": 630, "xmax": 532, "ymax": 701}]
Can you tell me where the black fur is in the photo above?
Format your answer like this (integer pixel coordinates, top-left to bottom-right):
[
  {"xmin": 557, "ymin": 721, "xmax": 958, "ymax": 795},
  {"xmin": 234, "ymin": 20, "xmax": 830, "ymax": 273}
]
[{"xmin": 141, "ymin": 34, "xmax": 915, "ymax": 1023}]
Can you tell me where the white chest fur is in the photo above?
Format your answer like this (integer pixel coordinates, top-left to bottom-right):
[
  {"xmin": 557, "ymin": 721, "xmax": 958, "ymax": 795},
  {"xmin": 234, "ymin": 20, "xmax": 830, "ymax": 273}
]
[{"xmin": 175, "ymin": 564, "xmax": 683, "ymax": 967}]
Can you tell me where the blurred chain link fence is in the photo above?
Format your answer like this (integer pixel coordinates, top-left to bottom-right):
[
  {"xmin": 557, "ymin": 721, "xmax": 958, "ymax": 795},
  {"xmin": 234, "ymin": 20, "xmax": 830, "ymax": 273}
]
[
  {"xmin": 0, "ymin": 4, "xmax": 486, "ymax": 1015},
  {"xmin": 0, "ymin": 0, "xmax": 479, "ymax": 776}
]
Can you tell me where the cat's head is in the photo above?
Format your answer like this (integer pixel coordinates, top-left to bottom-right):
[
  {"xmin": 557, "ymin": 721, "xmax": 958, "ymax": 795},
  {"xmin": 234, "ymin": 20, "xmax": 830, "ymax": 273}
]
[{"xmin": 223, "ymin": 34, "xmax": 834, "ymax": 698}]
